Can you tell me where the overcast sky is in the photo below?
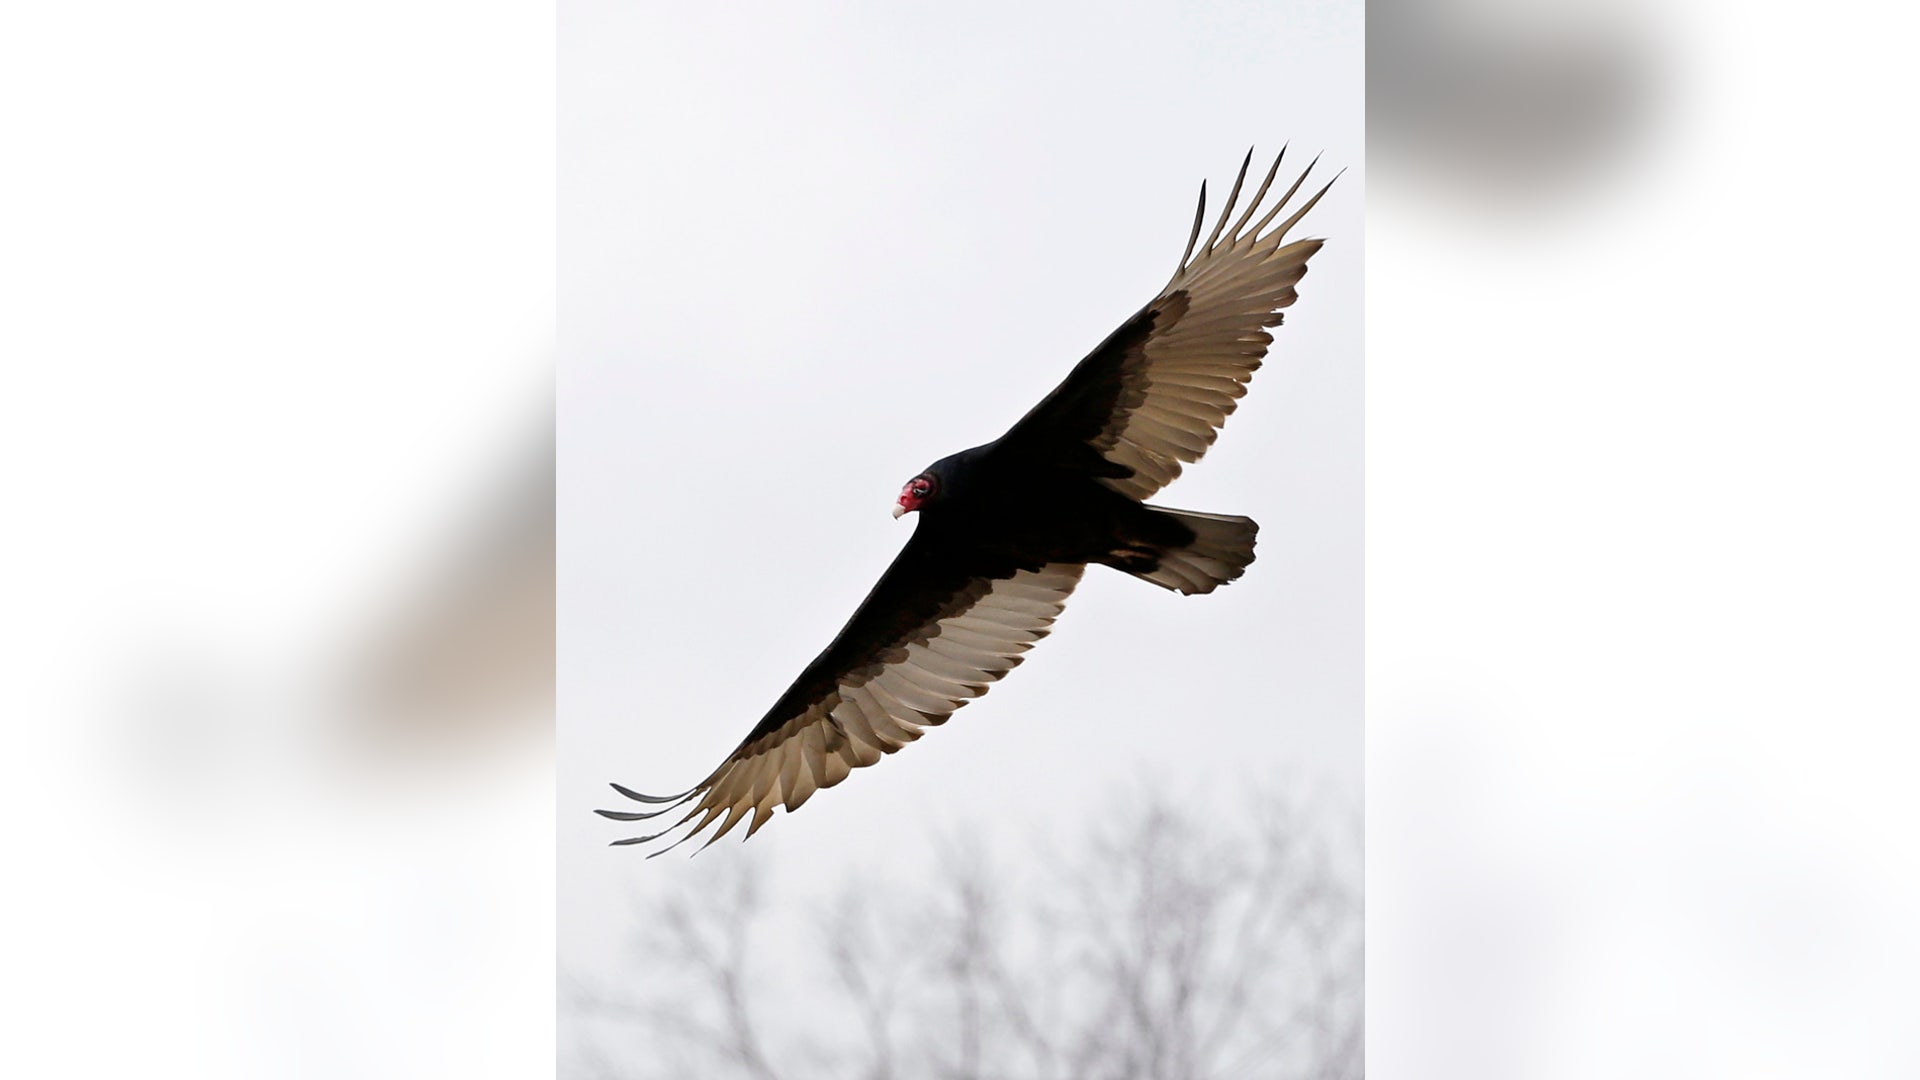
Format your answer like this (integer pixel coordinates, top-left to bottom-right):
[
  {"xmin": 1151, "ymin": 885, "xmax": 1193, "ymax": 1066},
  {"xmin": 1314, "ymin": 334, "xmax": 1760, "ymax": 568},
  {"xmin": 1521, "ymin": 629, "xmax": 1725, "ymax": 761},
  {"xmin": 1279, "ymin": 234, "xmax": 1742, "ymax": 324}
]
[
  {"xmin": 558, "ymin": 0, "xmax": 1363, "ymax": 1003},
  {"xmin": 10, "ymin": 2, "xmax": 1920, "ymax": 1077}
]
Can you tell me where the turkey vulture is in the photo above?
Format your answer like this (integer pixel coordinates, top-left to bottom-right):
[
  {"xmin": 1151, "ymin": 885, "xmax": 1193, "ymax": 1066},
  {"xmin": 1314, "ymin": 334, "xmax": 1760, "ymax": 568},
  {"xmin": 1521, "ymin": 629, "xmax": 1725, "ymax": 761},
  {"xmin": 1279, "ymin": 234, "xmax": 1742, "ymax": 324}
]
[{"xmin": 600, "ymin": 149, "xmax": 1336, "ymax": 855}]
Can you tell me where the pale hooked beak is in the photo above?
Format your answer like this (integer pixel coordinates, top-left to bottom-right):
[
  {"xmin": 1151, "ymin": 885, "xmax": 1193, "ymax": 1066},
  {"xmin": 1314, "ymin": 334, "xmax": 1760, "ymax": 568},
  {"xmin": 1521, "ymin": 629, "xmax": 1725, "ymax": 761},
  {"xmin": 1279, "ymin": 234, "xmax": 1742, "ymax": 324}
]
[{"xmin": 892, "ymin": 502, "xmax": 908, "ymax": 519}]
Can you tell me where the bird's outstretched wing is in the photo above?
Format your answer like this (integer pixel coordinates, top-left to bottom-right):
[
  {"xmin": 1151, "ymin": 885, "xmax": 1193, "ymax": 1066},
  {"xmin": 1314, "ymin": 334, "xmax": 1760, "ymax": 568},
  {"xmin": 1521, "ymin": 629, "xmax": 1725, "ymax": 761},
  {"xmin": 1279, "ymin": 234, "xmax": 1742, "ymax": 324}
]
[
  {"xmin": 600, "ymin": 533, "xmax": 1083, "ymax": 855},
  {"xmin": 998, "ymin": 148, "xmax": 1336, "ymax": 500}
]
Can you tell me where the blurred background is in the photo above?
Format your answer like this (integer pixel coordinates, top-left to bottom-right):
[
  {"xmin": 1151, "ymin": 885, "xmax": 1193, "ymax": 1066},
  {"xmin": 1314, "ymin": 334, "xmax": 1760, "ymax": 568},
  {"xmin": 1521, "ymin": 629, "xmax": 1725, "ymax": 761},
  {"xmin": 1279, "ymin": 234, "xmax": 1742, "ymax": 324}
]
[
  {"xmin": 5, "ymin": 0, "xmax": 1919, "ymax": 1077},
  {"xmin": 1369, "ymin": 1, "xmax": 1920, "ymax": 1076},
  {"xmin": 1, "ymin": 2, "xmax": 556, "ymax": 1075}
]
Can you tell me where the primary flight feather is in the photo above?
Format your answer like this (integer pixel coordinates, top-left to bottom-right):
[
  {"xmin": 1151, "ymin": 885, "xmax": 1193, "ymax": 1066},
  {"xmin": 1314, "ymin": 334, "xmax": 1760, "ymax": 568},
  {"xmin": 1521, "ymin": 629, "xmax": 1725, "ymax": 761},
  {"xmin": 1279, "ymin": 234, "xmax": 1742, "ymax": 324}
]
[{"xmin": 600, "ymin": 149, "xmax": 1336, "ymax": 855}]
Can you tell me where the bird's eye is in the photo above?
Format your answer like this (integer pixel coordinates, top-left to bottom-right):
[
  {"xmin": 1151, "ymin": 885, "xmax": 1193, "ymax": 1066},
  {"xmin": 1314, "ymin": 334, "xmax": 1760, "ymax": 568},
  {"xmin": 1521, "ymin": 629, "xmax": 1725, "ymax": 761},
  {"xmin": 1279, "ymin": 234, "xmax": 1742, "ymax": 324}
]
[{"xmin": 912, "ymin": 479, "xmax": 932, "ymax": 497}]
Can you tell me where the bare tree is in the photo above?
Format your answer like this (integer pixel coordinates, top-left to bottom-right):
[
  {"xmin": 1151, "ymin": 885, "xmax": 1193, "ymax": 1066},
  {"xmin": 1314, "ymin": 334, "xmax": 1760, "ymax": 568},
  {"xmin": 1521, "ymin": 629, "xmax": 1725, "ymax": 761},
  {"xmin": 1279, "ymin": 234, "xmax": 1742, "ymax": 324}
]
[{"xmin": 566, "ymin": 784, "xmax": 1361, "ymax": 1080}]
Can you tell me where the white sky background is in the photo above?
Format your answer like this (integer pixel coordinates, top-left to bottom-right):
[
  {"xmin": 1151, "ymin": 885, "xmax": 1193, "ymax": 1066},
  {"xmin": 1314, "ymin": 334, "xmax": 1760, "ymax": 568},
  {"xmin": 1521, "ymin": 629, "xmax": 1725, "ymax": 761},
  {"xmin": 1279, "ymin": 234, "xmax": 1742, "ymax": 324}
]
[{"xmin": 558, "ymin": 0, "xmax": 1364, "ymax": 1019}]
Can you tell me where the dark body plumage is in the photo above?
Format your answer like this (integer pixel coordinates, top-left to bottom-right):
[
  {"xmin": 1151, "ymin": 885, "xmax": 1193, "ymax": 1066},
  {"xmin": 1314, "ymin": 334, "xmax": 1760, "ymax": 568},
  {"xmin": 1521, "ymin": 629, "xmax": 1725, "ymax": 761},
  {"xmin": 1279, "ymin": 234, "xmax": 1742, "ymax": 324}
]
[
  {"xmin": 602, "ymin": 150, "xmax": 1335, "ymax": 854},
  {"xmin": 914, "ymin": 438, "xmax": 1200, "ymax": 580}
]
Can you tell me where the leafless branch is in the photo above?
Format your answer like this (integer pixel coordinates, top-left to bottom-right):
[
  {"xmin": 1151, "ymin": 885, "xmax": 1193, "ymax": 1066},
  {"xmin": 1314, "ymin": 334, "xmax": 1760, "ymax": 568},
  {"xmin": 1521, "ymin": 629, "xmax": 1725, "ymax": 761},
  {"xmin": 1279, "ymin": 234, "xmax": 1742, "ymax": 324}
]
[{"xmin": 565, "ymin": 781, "xmax": 1361, "ymax": 1080}]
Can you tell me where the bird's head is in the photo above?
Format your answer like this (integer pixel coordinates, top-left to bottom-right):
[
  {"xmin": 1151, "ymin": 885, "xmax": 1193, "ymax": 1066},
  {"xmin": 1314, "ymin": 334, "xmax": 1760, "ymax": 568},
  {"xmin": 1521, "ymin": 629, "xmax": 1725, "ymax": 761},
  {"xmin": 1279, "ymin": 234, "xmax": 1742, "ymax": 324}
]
[{"xmin": 893, "ymin": 471, "xmax": 939, "ymax": 519}]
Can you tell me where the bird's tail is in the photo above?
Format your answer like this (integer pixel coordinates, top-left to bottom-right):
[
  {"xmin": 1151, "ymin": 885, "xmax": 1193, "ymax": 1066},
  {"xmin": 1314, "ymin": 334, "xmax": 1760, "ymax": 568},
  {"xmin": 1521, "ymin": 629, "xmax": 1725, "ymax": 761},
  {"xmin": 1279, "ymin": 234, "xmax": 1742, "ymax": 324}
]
[{"xmin": 1128, "ymin": 506, "xmax": 1258, "ymax": 595}]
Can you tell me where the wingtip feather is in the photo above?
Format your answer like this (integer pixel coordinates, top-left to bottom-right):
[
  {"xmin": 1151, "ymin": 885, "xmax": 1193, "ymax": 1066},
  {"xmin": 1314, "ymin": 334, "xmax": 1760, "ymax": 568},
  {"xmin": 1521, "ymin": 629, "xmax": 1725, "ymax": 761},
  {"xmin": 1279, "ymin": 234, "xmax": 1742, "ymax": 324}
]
[
  {"xmin": 1177, "ymin": 179, "xmax": 1207, "ymax": 274},
  {"xmin": 1201, "ymin": 149, "xmax": 1256, "ymax": 256},
  {"xmin": 609, "ymin": 781, "xmax": 693, "ymax": 804}
]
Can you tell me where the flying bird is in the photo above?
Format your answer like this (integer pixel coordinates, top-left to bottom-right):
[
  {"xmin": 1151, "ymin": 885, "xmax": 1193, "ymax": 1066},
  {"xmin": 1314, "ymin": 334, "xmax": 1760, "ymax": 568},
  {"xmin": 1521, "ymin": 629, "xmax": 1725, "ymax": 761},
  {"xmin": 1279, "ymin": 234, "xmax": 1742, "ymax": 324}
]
[{"xmin": 601, "ymin": 149, "xmax": 1336, "ymax": 855}]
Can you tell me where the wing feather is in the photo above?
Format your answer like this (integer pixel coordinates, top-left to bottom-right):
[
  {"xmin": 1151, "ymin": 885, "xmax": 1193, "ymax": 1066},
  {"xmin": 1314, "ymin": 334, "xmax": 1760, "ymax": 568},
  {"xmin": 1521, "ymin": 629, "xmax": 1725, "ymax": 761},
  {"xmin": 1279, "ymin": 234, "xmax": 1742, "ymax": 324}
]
[
  {"xmin": 846, "ymin": 685, "xmax": 917, "ymax": 748},
  {"xmin": 599, "ymin": 541, "xmax": 1084, "ymax": 853},
  {"xmin": 864, "ymin": 676, "xmax": 940, "ymax": 726},
  {"xmin": 997, "ymin": 149, "xmax": 1335, "ymax": 499}
]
